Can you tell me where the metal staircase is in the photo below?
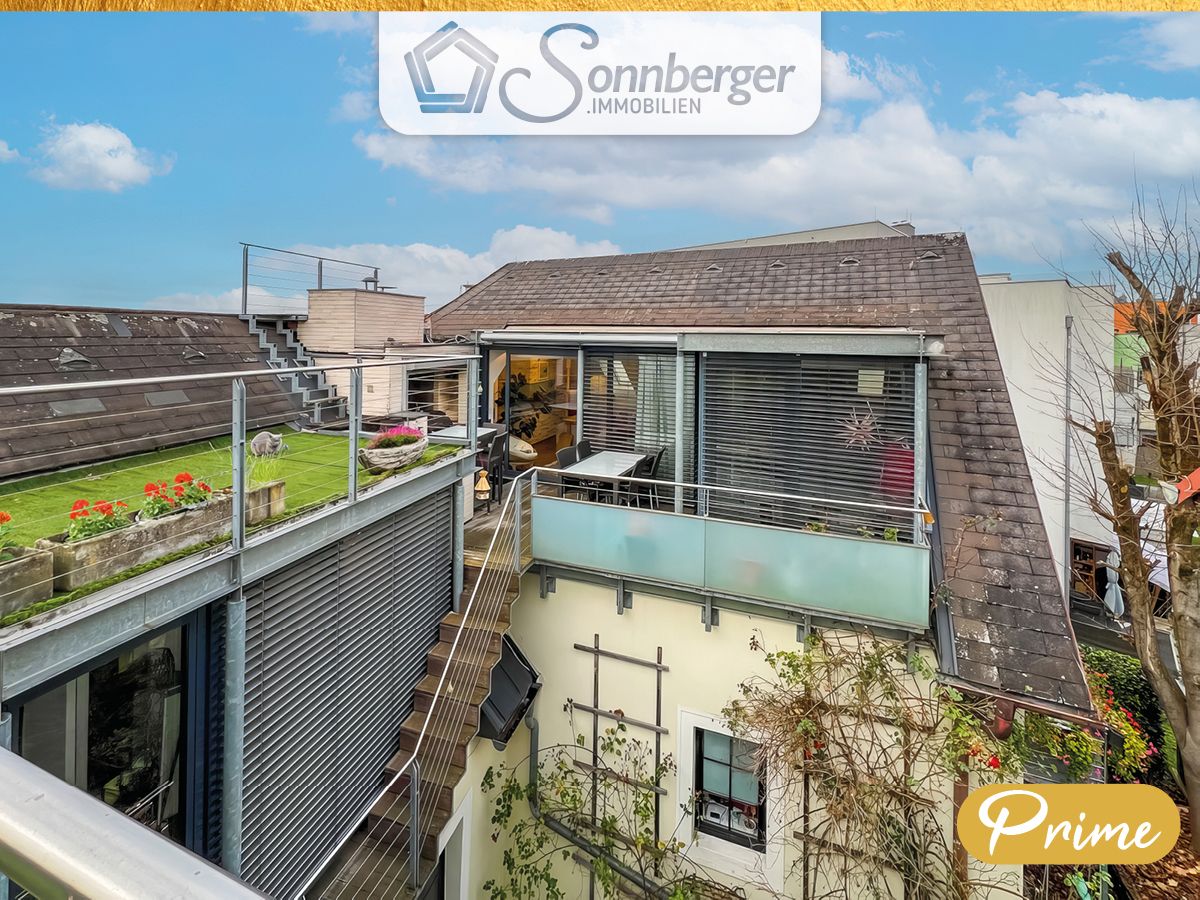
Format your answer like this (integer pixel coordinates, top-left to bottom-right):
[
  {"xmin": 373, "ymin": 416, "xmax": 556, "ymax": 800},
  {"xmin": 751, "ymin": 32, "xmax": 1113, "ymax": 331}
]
[
  {"xmin": 298, "ymin": 475, "xmax": 533, "ymax": 900},
  {"xmin": 246, "ymin": 316, "xmax": 346, "ymax": 425}
]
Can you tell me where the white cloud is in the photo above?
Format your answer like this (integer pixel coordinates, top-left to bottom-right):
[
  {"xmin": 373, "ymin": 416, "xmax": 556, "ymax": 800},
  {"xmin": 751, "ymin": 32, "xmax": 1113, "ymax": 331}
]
[
  {"xmin": 0, "ymin": 140, "xmax": 18, "ymax": 162},
  {"xmin": 866, "ymin": 30, "xmax": 903, "ymax": 40},
  {"xmin": 1137, "ymin": 14, "xmax": 1200, "ymax": 71},
  {"xmin": 32, "ymin": 122, "xmax": 172, "ymax": 192},
  {"xmin": 300, "ymin": 12, "xmax": 375, "ymax": 36},
  {"xmin": 352, "ymin": 85, "xmax": 1200, "ymax": 266},
  {"xmin": 291, "ymin": 225, "xmax": 621, "ymax": 310},
  {"xmin": 822, "ymin": 49, "xmax": 881, "ymax": 102},
  {"xmin": 332, "ymin": 90, "xmax": 377, "ymax": 122}
]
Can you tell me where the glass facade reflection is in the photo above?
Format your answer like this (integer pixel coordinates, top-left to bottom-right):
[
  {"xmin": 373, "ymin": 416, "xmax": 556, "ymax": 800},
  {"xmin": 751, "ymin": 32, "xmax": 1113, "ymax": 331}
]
[{"xmin": 17, "ymin": 627, "xmax": 187, "ymax": 842}]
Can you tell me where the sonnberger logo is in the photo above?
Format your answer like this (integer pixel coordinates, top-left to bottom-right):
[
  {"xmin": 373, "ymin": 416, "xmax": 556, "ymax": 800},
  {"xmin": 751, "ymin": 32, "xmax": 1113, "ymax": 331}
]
[
  {"xmin": 380, "ymin": 12, "xmax": 821, "ymax": 136},
  {"xmin": 404, "ymin": 22, "xmax": 497, "ymax": 114}
]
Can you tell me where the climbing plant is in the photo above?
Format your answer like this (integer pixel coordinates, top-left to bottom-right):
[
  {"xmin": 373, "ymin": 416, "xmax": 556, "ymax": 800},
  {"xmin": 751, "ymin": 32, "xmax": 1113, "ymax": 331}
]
[{"xmin": 482, "ymin": 719, "xmax": 742, "ymax": 899}]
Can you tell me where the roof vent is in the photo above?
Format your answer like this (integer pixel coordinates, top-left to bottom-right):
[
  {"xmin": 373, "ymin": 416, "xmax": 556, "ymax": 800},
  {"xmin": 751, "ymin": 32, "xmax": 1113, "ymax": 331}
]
[
  {"xmin": 705, "ymin": 264, "xmax": 723, "ymax": 273},
  {"xmin": 182, "ymin": 346, "xmax": 207, "ymax": 361},
  {"xmin": 53, "ymin": 348, "xmax": 98, "ymax": 372},
  {"xmin": 839, "ymin": 256, "xmax": 861, "ymax": 267},
  {"xmin": 649, "ymin": 265, "xmax": 665, "ymax": 274},
  {"xmin": 595, "ymin": 268, "xmax": 609, "ymax": 276},
  {"xmin": 548, "ymin": 270, "xmax": 561, "ymax": 278},
  {"xmin": 909, "ymin": 249, "xmax": 943, "ymax": 269},
  {"xmin": 768, "ymin": 260, "xmax": 787, "ymax": 270}
]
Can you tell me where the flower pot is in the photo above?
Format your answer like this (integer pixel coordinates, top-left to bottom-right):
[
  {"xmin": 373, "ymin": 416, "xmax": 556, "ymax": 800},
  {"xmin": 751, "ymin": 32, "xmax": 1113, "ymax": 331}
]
[
  {"xmin": 0, "ymin": 547, "xmax": 54, "ymax": 617},
  {"xmin": 358, "ymin": 437, "xmax": 429, "ymax": 475},
  {"xmin": 35, "ymin": 483, "xmax": 286, "ymax": 593}
]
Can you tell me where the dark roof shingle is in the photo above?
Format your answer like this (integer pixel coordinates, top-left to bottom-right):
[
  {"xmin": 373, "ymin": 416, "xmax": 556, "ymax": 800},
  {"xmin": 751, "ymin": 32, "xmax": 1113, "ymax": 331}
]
[
  {"xmin": 0, "ymin": 306, "xmax": 300, "ymax": 478},
  {"xmin": 430, "ymin": 233, "xmax": 1092, "ymax": 715}
]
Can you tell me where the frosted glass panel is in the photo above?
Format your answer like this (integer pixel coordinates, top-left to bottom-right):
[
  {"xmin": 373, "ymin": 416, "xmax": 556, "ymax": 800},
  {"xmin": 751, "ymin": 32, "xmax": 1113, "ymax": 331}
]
[
  {"xmin": 531, "ymin": 496, "xmax": 930, "ymax": 630},
  {"xmin": 705, "ymin": 732, "xmax": 731, "ymax": 763},
  {"xmin": 703, "ymin": 760, "xmax": 729, "ymax": 796},
  {"xmin": 731, "ymin": 769, "xmax": 759, "ymax": 804}
]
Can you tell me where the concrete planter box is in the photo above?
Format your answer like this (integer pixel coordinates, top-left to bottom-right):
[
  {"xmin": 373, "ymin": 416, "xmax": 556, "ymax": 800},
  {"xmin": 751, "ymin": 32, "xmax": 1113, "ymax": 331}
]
[
  {"xmin": 247, "ymin": 480, "xmax": 287, "ymax": 523},
  {"xmin": 36, "ymin": 482, "xmax": 286, "ymax": 593},
  {"xmin": 0, "ymin": 547, "xmax": 55, "ymax": 617}
]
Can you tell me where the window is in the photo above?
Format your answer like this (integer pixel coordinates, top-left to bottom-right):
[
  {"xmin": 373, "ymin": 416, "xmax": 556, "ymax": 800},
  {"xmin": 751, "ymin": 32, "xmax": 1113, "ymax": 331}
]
[{"xmin": 694, "ymin": 728, "xmax": 765, "ymax": 851}]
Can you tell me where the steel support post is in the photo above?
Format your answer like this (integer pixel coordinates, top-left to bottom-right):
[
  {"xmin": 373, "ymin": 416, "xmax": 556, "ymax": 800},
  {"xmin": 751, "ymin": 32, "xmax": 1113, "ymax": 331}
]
[
  {"xmin": 913, "ymin": 361, "xmax": 928, "ymax": 545},
  {"xmin": 348, "ymin": 363, "xmax": 362, "ymax": 503}
]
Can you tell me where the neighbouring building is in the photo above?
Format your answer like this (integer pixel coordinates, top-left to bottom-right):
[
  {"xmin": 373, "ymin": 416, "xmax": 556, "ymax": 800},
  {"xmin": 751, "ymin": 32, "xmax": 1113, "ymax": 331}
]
[{"xmin": 406, "ymin": 231, "xmax": 1092, "ymax": 899}]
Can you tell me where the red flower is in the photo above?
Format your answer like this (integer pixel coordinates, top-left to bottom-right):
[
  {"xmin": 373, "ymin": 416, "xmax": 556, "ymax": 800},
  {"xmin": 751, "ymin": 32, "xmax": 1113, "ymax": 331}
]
[
  {"xmin": 197, "ymin": 481, "xmax": 211, "ymax": 492},
  {"xmin": 174, "ymin": 485, "xmax": 185, "ymax": 498},
  {"xmin": 986, "ymin": 755, "xmax": 1001, "ymax": 770},
  {"xmin": 175, "ymin": 472, "xmax": 193, "ymax": 484},
  {"xmin": 0, "ymin": 511, "xmax": 11, "ymax": 525},
  {"xmin": 69, "ymin": 509, "xmax": 89, "ymax": 520},
  {"xmin": 116, "ymin": 501, "xmax": 129, "ymax": 509},
  {"xmin": 94, "ymin": 501, "xmax": 114, "ymax": 517},
  {"xmin": 71, "ymin": 499, "xmax": 89, "ymax": 511},
  {"xmin": 144, "ymin": 483, "xmax": 159, "ymax": 497}
]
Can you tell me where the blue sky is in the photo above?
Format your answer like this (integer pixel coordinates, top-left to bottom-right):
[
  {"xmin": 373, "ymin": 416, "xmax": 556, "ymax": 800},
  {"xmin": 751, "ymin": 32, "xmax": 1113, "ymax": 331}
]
[{"xmin": 0, "ymin": 11, "xmax": 1197, "ymax": 310}]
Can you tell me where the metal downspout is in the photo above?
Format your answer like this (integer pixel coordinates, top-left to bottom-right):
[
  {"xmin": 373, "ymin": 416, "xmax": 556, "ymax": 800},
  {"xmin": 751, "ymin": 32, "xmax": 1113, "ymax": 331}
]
[{"xmin": 524, "ymin": 716, "xmax": 672, "ymax": 899}]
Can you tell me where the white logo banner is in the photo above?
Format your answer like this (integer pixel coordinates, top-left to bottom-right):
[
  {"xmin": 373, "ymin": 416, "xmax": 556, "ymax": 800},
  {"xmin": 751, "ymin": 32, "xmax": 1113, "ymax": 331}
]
[{"xmin": 380, "ymin": 12, "xmax": 822, "ymax": 136}]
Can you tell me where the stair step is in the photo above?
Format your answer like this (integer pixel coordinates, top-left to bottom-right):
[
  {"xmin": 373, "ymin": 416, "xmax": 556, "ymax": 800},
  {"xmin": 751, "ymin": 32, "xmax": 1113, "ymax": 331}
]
[
  {"xmin": 398, "ymin": 710, "xmax": 478, "ymax": 770},
  {"xmin": 361, "ymin": 803, "xmax": 448, "ymax": 861},
  {"xmin": 316, "ymin": 831, "xmax": 433, "ymax": 899},
  {"xmin": 425, "ymin": 641, "xmax": 501, "ymax": 686},
  {"xmin": 438, "ymin": 614, "xmax": 508, "ymax": 651},
  {"xmin": 411, "ymin": 672, "xmax": 489, "ymax": 708},
  {"xmin": 462, "ymin": 565, "xmax": 521, "ymax": 596},
  {"xmin": 384, "ymin": 769, "xmax": 457, "ymax": 816},
  {"xmin": 384, "ymin": 747, "xmax": 467, "ymax": 787}
]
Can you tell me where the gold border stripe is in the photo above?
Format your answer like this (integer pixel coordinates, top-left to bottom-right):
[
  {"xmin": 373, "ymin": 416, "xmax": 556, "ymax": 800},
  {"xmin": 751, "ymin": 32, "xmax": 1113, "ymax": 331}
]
[{"xmin": 2, "ymin": 1, "xmax": 1197, "ymax": 11}]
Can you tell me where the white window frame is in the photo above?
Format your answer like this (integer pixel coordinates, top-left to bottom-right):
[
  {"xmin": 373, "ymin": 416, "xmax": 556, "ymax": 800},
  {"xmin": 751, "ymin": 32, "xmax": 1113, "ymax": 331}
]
[{"xmin": 677, "ymin": 709, "xmax": 786, "ymax": 893}]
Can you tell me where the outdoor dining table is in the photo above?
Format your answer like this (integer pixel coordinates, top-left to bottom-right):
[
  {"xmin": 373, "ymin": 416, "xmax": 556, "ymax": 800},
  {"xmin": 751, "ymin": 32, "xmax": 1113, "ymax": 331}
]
[
  {"xmin": 429, "ymin": 425, "xmax": 497, "ymax": 443},
  {"xmin": 561, "ymin": 450, "xmax": 646, "ymax": 479}
]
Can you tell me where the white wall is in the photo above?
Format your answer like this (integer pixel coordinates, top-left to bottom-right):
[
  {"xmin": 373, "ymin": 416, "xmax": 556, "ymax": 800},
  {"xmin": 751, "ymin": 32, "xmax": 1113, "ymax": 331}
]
[
  {"xmin": 983, "ymin": 278, "xmax": 1118, "ymax": 586},
  {"xmin": 448, "ymin": 578, "xmax": 1018, "ymax": 899}
]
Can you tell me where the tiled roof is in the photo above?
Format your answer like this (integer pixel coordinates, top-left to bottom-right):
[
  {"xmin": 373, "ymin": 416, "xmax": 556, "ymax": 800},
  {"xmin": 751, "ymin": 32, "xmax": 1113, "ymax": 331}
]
[
  {"xmin": 0, "ymin": 305, "xmax": 300, "ymax": 478},
  {"xmin": 429, "ymin": 233, "xmax": 1092, "ymax": 715}
]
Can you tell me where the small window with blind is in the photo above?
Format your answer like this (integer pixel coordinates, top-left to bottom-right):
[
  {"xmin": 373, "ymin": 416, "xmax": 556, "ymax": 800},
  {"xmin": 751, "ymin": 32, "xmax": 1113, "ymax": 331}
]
[{"xmin": 694, "ymin": 729, "xmax": 766, "ymax": 851}]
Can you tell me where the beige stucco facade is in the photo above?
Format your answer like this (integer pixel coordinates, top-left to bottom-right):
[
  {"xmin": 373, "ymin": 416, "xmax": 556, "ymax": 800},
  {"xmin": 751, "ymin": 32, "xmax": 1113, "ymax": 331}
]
[{"xmin": 439, "ymin": 576, "xmax": 1019, "ymax": 899}]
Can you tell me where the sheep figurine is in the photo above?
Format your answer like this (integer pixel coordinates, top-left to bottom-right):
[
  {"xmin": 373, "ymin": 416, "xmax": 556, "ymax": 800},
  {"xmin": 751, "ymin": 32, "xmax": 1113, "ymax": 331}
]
[{"xmin": 250, "ymin": 431, "xmax": 288, "ymax": 457}]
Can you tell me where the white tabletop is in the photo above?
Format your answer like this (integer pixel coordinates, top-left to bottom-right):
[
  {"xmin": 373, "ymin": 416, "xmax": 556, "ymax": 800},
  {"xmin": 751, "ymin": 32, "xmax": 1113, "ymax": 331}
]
[
  {"xmin": 430, "ymin": 425, "xmax": 497, "ymax": 441},
  {"xmin": 562, "ymin": 450, "xmax": 646, "ymax": 478}
]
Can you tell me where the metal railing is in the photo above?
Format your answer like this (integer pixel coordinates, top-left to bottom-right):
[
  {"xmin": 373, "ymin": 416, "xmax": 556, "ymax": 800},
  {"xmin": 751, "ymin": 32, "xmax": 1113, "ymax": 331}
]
[
  {"xmin": 530, "ymin": 467, "xmax": 930, "ymax": 546},
  {"xmin": 299, "ymin": 461, "xmax": 927, "ymax": 898},
  {"xmin": 299, "ymin": 469, "xmax": 534, "ymax": 899},
  {"xmin": 240, "ymin": 244, "xmax": 383, "ymax": 318},
  {"xmin": 0, "ymin": 353, "xmax": 480, "ymax": 628},
  {"xmin": 0, "ymin": 746, "xmax": 262, "ymax": 899}
]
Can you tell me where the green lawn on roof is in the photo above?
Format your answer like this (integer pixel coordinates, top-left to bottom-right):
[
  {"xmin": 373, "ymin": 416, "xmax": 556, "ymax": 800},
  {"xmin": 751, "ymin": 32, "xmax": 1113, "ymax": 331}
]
[{"xmin": 0, "ymin": 432, "xmax": 458, "ymax": 547}]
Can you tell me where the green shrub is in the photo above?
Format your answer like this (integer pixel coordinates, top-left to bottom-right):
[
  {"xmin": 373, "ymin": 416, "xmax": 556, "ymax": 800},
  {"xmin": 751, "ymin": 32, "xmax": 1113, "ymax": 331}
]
[{"xmin": 1082, "ymin": 646, "xmax": 1170, "ymax": 786}]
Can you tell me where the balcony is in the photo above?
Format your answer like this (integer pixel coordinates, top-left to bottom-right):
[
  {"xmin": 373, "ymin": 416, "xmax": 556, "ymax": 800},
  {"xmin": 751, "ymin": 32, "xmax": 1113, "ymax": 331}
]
[
  {"xmin": 0, "ymin": 354, "xmax": 477, "ymax": 632},
  {"xmin": 526, "ymin": 471, "xmax": 932, "ymax": 631}
]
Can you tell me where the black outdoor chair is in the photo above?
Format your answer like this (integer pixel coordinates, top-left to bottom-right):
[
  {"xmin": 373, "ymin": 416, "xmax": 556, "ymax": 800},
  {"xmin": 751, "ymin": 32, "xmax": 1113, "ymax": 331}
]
[
  {"xmin": 427, "ymin": 413, "xmax": 454, "ymax": 430},
  {"xmin": 482, "ymin": 435, "xmax": 506, "ymax": 511},
  {"xmin": 621, "ymin": 453, "xmax": 656, "ymax": 507},
  {"xmin": 576, "ymin": 439, "xmax": 594, "ymax": 459},
  {"xmin": 633, "ymin": 448, "xmax": 672, "ymax": 511},
  {"xmin": 554, "ymin": 446, "xmax": 587, "ymax": 499}
]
